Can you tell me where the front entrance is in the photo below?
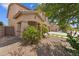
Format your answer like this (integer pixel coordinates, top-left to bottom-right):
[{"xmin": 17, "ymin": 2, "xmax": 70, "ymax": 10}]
[
  {"xmin": 17, "ymin": 22, "xmax": 21, "ymax": 36},
  {"xmin": 16, "ymin": 21, "xmax": 40, "ymax": 37}
]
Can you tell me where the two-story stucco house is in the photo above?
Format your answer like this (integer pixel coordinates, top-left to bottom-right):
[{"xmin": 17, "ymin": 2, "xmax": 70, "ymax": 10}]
[{"xmin": 7, "ymin": 3, "xmax": 49, "ymax": 36}]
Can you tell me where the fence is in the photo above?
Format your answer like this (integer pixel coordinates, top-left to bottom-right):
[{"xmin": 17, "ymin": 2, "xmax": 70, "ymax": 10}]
[
  {"xmin": 0, "ymin": 26, "xmax": 4, "ymax": 38},
  {"xmin": 0, "ymin": 26, "xmax": 15, "ymax": 38},
  {"xmin": 4, "ymin": 26, "xmax": 15, "ymax": 36}
]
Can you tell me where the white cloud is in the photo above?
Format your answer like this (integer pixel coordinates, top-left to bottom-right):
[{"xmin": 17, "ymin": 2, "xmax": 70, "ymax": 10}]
[{"xmin": 1, "ymin": 3, "xmax": 10, "ymax": 9}]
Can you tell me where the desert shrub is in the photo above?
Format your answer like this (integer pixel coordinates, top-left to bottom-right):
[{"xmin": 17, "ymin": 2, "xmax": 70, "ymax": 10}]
[
  {"xmin": 22, "ymin": 26, "xmax": 41, "ymax": 44},
  {"xmin": 67, "ymin": 34, "xmax": 79, "ymax": 50}
]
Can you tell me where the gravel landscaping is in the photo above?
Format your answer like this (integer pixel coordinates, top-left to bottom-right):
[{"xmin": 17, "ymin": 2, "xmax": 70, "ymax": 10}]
[{"xmin": 0, "ymin": 36, "xmax": 75, "ymax": 56}]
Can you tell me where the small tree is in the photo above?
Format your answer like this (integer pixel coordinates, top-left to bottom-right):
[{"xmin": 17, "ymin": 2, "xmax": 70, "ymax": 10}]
[
  {"xmin": 0, "ymin": 22, "xmax": 3, "ymax": 26},
  {"xmin": 38, "ymin": 4, "xmax": 79, "ymax": 32}
]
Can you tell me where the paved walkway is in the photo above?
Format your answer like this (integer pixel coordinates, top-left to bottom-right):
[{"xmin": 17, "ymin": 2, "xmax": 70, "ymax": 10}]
[
  {"xmin": 0, "ymin": 36, "xmax": 21, "ymax": 55},
  {"xmin": 0, "ymin": 42, "xmax": 21, "ymax": 56},
  {"xmin": 0, "ymin": 36, "xmax": 21, "ymax": 47}
]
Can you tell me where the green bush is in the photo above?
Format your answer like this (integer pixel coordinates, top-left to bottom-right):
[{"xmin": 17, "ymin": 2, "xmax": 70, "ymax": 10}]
[
  {"xmin": 22, "ymin": 26, "xmax": 41, "ymax": 44},
  {"xmin": 67, "ymin": 34, "xmax": 79, "ymax": 50}
]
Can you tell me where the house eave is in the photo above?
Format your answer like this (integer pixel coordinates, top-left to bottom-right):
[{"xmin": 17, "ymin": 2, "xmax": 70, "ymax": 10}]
[{"xmin": 13, "ymin": 10, "xmax": 45, "ymax": 22}]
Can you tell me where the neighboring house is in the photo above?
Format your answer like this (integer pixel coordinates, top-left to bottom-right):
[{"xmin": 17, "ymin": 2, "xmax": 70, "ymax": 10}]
[{"xmin": 7, "ymin": 3, "xmax": 49, "ymax": 36}]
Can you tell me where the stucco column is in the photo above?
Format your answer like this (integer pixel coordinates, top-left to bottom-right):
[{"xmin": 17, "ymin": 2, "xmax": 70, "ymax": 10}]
[{"xmin": 20, "ymin": 21, "xmax": 28, "ymax": 38}]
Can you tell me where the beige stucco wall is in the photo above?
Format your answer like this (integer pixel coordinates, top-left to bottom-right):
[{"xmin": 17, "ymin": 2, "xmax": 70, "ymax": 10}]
[
  {"xmin": 8, "ymin": 4, "xmax": 28, "ymax": 27},
  {"xmin": 8, "ymin": 4, "xmax": 27, "ymax": 19}
]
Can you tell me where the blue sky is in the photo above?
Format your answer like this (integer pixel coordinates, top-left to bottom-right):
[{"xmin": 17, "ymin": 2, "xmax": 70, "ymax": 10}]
[{"xmin": 0, "ymin": 3, "xmax": 38, "ymax": 26}]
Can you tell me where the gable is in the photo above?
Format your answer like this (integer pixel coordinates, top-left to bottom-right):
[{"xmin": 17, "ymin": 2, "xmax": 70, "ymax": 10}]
[{"xmin": 7, "ymin": 3, "xmax": 30, "ymax": 19}]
